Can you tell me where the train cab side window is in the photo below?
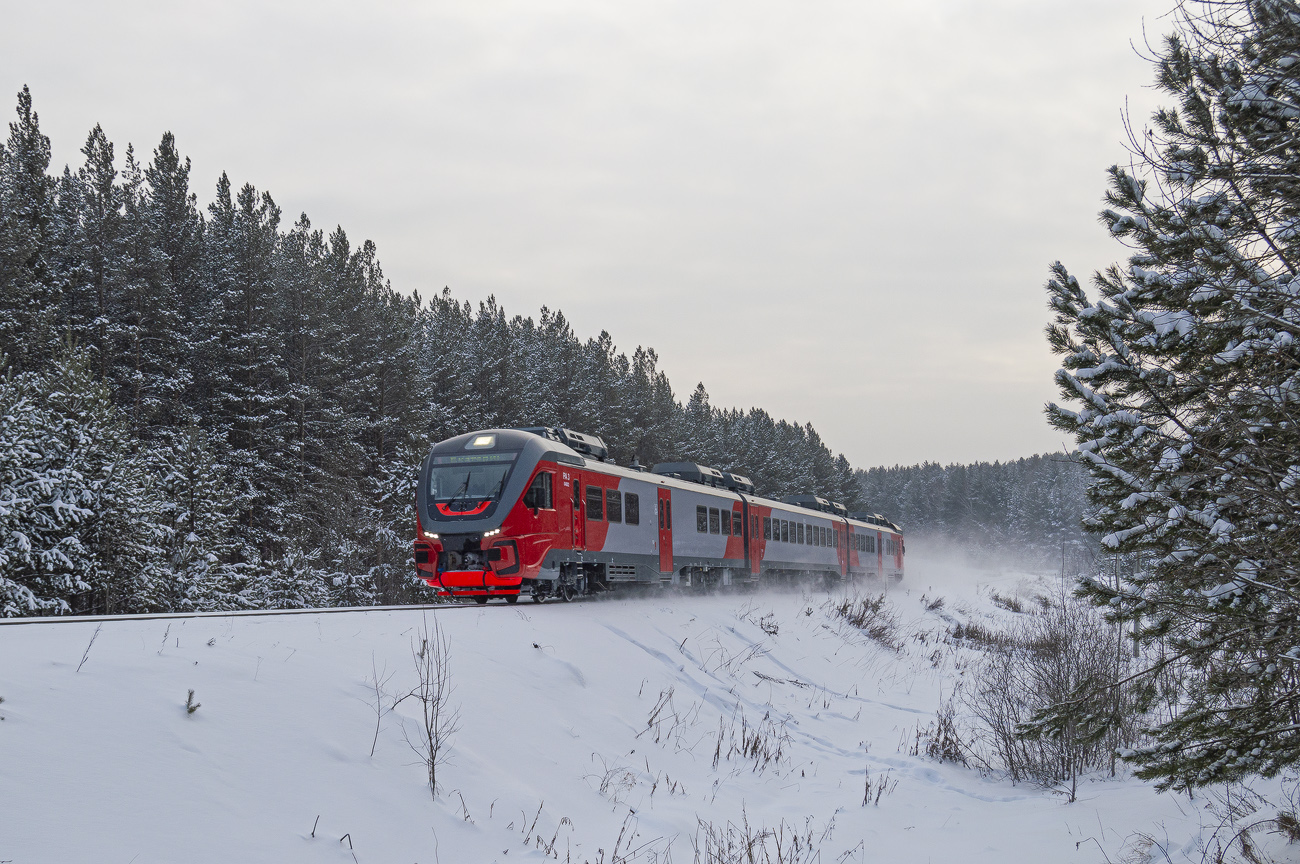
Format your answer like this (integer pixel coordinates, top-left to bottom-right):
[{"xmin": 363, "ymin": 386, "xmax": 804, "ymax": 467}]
[
  {"xmin": 625, "ymin": 493, "xmax": 639, "ymax": 525},
  {"xmin": 781, "ymin": 520, "xmax": 789, "ymax": 542},
  {"xmin": 586, "ymin": 485, "xmax": 604, "ymax": 521},
  {"xmin": 606, "ymin": 488, "xmax": 622, "ymax": 523},
  {"xmin": 721, "ymin": 510, "xmax": 731, "ymax": 536},
  {"xmin": 523, "ymin": 472, "xmax": 553, "ymax": 510},
  {"xmin": 763, "ymin": 516, "xmax": 771, "ymax": 539},
  {"xmin": 697, "ymin": 505, "xmax": 708, "ymax": 533},
  {"xmin": 709, "ymin": 508, "xmax": 721, "ymax": 534}
]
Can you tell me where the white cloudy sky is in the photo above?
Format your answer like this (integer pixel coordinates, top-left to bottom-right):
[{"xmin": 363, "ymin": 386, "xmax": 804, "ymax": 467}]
[{"xmin": 2, "ymin": 0, "xmax": 1173, "ymax": 467}]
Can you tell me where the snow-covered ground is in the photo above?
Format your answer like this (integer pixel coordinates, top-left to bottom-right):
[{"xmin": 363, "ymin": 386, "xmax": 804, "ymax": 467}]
[{"xmin": 1, "ymin": 551, "xmax": 1293, "ymax": 863}]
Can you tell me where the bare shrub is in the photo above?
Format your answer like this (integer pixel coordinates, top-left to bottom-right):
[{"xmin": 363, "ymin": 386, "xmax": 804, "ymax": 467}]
[
  {"xmin": 989, "ymin": 591, "xmax": 1025, "ymax": 614},
  {"xmin": 831, "ymin": 594, "xmax": 901, "ymax": 651},
  {"xmin": 398, "ymin": 614, "xmax": 460, "ymax": 798},
  {"xmin": 588, "ymin": 812, "xmax": 674, "ymax": 864},
  {"xmin": 703, "ymin": 636, "xmax": 768, "ymax": 677},
  {"xmin": 638, "ymin": 686, "xmax": 703, "ymax": 752},
  {"xmin": 1194, "ymin": 782, "xmax": 1300, "ymax": 864},
  {"xmin": 366, "ymin": 654, "xmax": 397, "ymax": 757},
  {"xmin": 586, "ymin": 754, "xmax": 639, "ymax": 805},
  {"xmin": 948, "ymin": 620, "xmax": 1016, "ymax": 651},
  {"xmin": 712, "ymin": 708, "xmax": 791, "ymax": 774},
  {"xmin": 691, "ymin": 810, "xmax": 818, "ymax": 864},
  {"xmin": 911, "ymin": 695, "xmax": 968, "ymax": 766},
  {"xmin": 963, "ymin": 591, "xmax": 1145, "ymax": 801},
  {"xmin": 862, "ymin": 767, "xmax": 898, "ymax": 806}
]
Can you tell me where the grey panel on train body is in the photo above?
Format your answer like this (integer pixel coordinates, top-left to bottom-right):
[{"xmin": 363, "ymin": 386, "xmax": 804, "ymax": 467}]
[
  {"xmin": 670, "ymin": 485, "xmax": 741, "ymax": 561},
  {"xmin": 757, "ymin": 501, "xmax": 843, "ymax": 575},
  {"xmin": 600, "ymin": 475, "xmax": 660, "ymax": 557}
]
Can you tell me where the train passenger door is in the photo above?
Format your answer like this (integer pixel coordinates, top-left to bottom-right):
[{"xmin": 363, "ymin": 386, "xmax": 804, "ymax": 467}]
[
  {"xmin": 571, "ymin": 475, "xmax": 585, "ymax": 551},
  {"xmin": 657, "ymin": 487, "xmax": 673, "ymax": 573}
]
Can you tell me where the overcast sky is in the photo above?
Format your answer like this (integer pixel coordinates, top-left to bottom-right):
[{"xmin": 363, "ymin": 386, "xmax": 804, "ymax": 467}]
[{"xmin": 2, "ymin": 0, "xmax": 1173, "ymax": 468}]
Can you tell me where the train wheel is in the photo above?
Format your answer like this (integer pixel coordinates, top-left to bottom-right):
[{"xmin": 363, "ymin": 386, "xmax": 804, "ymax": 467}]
[
  {"xmin": 505, "ymin": 594, "xmax": 519, "ymax": 604},
  {"xmin": 474, "ymin": 596, "xmax": 488, "ymax": 605},
  {"xmin": 558, "ymin": 582, "xmax": 575, "ymax": 602},
  {"xmin": 533, "ymin": 591, "xmax": 547, "ymax": 604}
]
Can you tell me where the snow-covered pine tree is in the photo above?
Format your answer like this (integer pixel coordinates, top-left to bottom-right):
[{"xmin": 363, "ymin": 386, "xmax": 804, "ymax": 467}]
[
  {"xmin": 1044, "ymin": 0, "xmax": 1300, "ymax": 789},
  {"xmin": 151, "ymin": 425, "xmax": 243, "ymax": 611},
  {"xmin": 0, "ymin": 349, "xmax": 168, "ymax": 616},
  {"xmin": 0, "ymin": 86, "xmax": 58, "ymax": 373}
]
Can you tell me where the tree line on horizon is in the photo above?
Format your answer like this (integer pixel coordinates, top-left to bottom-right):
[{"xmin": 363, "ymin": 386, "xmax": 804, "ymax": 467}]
[
  {"xmin": 854, "ymin": 455, "xmax": 1094, "ymax": 573},
  {"xmin": 0, "ymin": 86, "xmax": 894, "ymax": 617}
]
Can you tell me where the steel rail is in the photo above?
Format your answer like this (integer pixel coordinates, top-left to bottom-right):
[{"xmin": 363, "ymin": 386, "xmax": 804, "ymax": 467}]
[{"xmin": 0, "ymin": 602, "xmax": 490, "ymax": 627}]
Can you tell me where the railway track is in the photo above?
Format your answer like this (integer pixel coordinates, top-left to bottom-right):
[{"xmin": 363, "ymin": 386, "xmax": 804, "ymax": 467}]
[{"xmin": 0, "ymin": 602, "xmax": 490, "ymax": 627}]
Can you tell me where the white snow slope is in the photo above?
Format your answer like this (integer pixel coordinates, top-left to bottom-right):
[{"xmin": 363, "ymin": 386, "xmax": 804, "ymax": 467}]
[{"xmin": 1, "ymin": 554, "xmax": 1290, "ymax": 864}]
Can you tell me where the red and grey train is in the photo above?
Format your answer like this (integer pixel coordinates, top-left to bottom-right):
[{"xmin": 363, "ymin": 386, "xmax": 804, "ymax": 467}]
[{"xmin": 413, "ymin": 427, "xmax": 904, "ymax": 603}]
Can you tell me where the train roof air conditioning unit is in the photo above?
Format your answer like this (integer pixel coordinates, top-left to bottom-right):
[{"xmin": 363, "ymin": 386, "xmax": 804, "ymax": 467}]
[
  {"xmin": 651, "ymin": 462, "xmax": 726, "ymax": 488},
  {"xmin": 517, "ymin": 427, "xmax": 612, "ymax": 462},
  {"xmin": 783, "ymin": 494, "xmax": 833, "ymax": 513},
  {"xmin": 720, "ymin": 471, "xmax": 755, "ymax": 494}
]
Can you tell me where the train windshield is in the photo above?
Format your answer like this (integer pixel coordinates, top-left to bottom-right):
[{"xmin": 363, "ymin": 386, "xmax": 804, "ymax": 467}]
[{"xmin": 427, "ymin": 452, "xmax": 518, "ymax": 511}]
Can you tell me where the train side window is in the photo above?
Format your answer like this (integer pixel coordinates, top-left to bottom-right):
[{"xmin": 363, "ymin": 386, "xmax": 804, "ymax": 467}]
[
  {"xmin": 659, "ymin": 501, "xmax": 664, "ymax": 529},
  {"xmin": 799, "ymin": 523, "xmax": 807, "ymax": 544},
  {"xmin": 586, "ymin": 485, "xmax": 604, "ymax": 521},
  {"xmin": 697, "ymin": 505, "xmax": 708, "ymax": 533},
  {"xmin": 709, "ymin": 508, "xmax": 721, "ymax": 534},
  {"xmin": 666, "ymin": 503, "xmax": 672, "ymax": 529},
  {"xmin": 781, "ymin": 520, "xmax": 789, "ymax": 542},
  {"xmin": 763, "ymin": 516, "xmax": 771, "ymax": 539},
  {"xmin": 625, "ymin": 493, "xmax": 639, "ymax": 525},
  {"xmin": 523, "ymin": 472, "xmax": 553, "ymax": 510},
  {"xmin": 606, "ymin": 489, "xmax": 623, "ymax": 523},
  {"xmin": 720, "ymin": 510, "xmax": 731, "ymax": 535},
  {"xmin": 818, "ymin": 526, "xmax": 825, "ymax": 546}
]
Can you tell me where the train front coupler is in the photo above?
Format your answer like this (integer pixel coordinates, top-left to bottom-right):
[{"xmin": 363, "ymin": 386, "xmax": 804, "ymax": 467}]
[{"xmin": 426, "ymin": 533, "xmax": 522, "ymax": 602}]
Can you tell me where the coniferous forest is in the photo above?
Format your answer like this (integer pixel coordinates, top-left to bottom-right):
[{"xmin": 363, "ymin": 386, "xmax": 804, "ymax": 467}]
[
  {"xmin": 855, "ymin": 456, "xmax": 1095, "ymax": 573},
  {"xmin": 0, "ymin": 87, "xmax": 897, "ymax": 617}
]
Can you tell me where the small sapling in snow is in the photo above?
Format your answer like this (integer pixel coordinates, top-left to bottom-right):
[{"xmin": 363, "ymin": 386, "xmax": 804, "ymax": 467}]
[
  {"xmin": 185, "ymin": 689, "xmax": 201, "ymax": 714},
  {"xmin": 76, "ymin": 624, "xmax": 102, "ymax": 673},
  {"xmin": 397, "ymin": 614, "xmax": 459, "ymax": 798}
]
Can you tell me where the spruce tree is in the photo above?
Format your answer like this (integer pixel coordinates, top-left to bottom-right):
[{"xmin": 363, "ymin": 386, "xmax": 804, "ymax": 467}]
[
  {"xmin": 0, "ymin": 86, "xmax": 57, "ymax": 372},
  {"xmin": 1045, "ymin": 0, "xmax": 1300, "ymax": 789}
]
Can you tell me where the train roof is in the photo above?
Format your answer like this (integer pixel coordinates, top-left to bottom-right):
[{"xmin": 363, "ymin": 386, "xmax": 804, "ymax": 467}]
[{"xmin": 427, "ymin": 428, "xmax": 901, "ymax": 533}]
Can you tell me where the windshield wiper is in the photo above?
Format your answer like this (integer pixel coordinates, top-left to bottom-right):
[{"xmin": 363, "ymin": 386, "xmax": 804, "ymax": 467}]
[{"xmin": 443, "ymin": 474, "xmax": 472, "ymax": 511}]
